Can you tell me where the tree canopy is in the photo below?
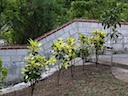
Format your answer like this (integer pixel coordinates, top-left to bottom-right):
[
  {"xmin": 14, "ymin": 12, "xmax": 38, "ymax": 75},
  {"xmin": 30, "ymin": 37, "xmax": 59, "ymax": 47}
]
[{"xmin": 0, "ymin": 0, "xmax": 128, "ymax": 44}]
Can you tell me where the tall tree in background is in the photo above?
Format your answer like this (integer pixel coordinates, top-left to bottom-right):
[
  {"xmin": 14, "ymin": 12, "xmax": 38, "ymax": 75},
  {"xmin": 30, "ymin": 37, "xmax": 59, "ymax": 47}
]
[
  {"xmin": 56, "ymin": 0, "xmax": 75, "ymax": 25},
  {"xmin": 69, "ymin": 0, "xmax": 103, "ymax": 19},
  {"xmin": 69, "ymin": 0, "xmax": 128, "ymax": 20},
  {"xmin": 1, "ymin": 0, "xmax": 128, "ymax": 44},
  {"xmin": 1, "ymin": 0, "xmax": 58, "ymax": 44}
]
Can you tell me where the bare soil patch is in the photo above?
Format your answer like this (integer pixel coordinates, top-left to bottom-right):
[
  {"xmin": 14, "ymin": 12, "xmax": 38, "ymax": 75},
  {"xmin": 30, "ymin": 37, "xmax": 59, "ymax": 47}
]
[{"xmin": 2, "ymin": 64, "xmax": 128, "ymax": 96}]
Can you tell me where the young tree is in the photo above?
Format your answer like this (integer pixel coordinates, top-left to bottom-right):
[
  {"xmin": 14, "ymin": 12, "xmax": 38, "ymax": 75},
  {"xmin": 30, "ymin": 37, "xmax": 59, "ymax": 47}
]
[
  {"xmin": 90, "ymin": 30, "xmax": 106, "ymax": 66},
  {"xmin": 1, "ymin": 0, "xmax": 59, "ymax": 44},
  {"xmin": 101, "ymin": 2, "xmax": 124, "ymax": 66},
  {"xmin": 65, "ymin": 37, "xmax": 76, "ymax": 77},
  {"xmin": 78, "ymin": 33, "xmax": 91, "ymax": 70},
  {"xmin": 22, "ymin": 39, "xmax": 56, "ymax": 96},
  {"xmin": 52, "ymin": 38, "xmax": 68, "ymax": 85},
  {"xmin": 52, "ymin": 37, "xmax": 76, "ymax": 84},
  {"xmin": 69, "ymin": 0, "xmax": 105, "ymax": 19}
]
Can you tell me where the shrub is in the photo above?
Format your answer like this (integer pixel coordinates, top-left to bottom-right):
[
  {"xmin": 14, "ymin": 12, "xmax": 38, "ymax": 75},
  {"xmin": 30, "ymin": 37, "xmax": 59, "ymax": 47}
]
[
  {"xmin": 78, "ymin": 33, "xmax": 91, "ymax": 70},
  {"xmin": 90, "ymin": 30, "xmax": 106, "ymax": 66},
  {"xmin": 22, "ymin": 39, "xmax": 56, "ymax": 96},
  {"xmin": 0, "ymin": 58, "xmax": 8, "ymax": 89},
  {"xmin": 52, "ymin": 37, "xmax": 76, "ymax": 84}
]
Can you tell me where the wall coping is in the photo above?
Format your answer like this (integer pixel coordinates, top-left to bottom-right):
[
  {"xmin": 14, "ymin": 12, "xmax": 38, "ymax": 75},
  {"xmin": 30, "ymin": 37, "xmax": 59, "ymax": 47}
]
[
  {"xmin": 35, "ymin": 19, "xmax": 101, "ymax": 41},
  {"xmin": 0, "ymin": 45, "xmax": 28, "ymax": 50},
  {"xmin": 0, "ymin": 18, "xmax": 127, "ymax": 50}
]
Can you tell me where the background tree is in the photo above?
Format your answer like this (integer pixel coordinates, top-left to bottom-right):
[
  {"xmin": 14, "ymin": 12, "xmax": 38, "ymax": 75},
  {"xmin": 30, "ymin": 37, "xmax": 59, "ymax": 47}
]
[
  {"xmin": 1, "ymin": 0, "xmax": 128, "ymax": 44},
  {"xmin": 69, "ymin": 0, "xmax": 128, "ymax": 20},
  {"xmin": 1, "ymin": 0, "xmax": 59, "ymax": 44},
  {"xmin": 69, "ymin": 0, "xmax": 107, "ymax": 19}
]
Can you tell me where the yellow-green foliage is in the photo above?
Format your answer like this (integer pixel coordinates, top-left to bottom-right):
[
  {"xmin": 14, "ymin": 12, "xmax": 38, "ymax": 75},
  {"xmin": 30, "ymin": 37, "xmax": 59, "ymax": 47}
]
[
  {"xmin": 27, "ymin": 39, "xmax": 42, "ymax": 54},
  {"xmin": 90, "ymin": 30, "xmax": 106, "ymax": 64},
  {"xmin": 0, "ymin": 58, "xmax": 8, "ymax": 89},
  {"xmin": 90, "ymin": 30, "xmax": 106, "ymax": 53},
  {"xmin": 22, "ymin": 39, "xmax": 56, "ymax": 83},
  {"xmin": 78, "ymin": 33, "xmax": 91, "ymax": 61},
  {"xmin": 65, "ymin": 37, "xmax": 76, "ymax": 61},
  {"xmin": 52, "ymin": 37, "xmax": 76, "ymax": 69}
]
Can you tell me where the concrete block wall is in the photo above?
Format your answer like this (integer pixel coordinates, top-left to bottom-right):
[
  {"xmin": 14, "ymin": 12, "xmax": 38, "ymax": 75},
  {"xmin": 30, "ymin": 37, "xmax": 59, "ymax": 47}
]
[
  {"xmin": 38, "ymin": 20, "xmax": 128, "ymax": 55},
  {"xmin": 38, "ymin": 22, "xmax": 78, "ymax": 56},
  {"xmin": 1, "ymin": 19, "xmax": 128, "ymax": 85},
  {"xmin": 0, "ymin": 47, "xmax": 28, "ymax": 85}
]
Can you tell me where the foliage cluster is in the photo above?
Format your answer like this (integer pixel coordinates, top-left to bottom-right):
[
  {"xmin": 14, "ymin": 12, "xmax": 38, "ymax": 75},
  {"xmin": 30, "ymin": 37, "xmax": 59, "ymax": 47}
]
[
  {"xmin": 0, "ymin": 0, "xmax": 127, "ymax": 44},
  {"xmin": 101, "ymin": 1, "xmax": 124, "ymax": 66},
  {"xmin": 52, "ymin": 37, "xmax": 76, "ymax": 81},
  {"xmin": 22, "ymin": 39, "xmax": 56, "ymax": 96},
  {"xmin": 78, "ymin": 33, "xmax": 91, "ymax": 70},
  {"xmin": 0, "ymin": 0, "xmax": 61, "ymax": 44},
  {"xmin": 0, "ymin": 58, "xmax": 8, "ymax": 89},
  {"xmin": 21, "ymin": 28, "xmax": 106, "ymax": 95},
  {"xmin": 52, "ymin": 37, "xmax": 76, "ymax": 69},
  {"xmin": 90, "ymin": 30, "xmax": 106, "ymax": 65}
]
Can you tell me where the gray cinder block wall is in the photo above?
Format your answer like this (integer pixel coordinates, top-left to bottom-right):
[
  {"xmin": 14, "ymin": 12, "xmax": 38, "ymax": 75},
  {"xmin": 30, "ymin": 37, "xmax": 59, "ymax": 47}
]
[
  {"xmin": 0, "ymin": 46, "xmax": 28, "ymax": 86},
  {"xmin": 0, "ymin": 19, "xmax": 128, "ymax": 85}
]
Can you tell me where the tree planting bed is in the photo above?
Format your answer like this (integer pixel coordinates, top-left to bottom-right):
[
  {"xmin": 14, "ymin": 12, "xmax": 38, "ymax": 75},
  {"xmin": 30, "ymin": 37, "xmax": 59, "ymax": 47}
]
[{"xmin": 2, "ymin": 64, "xmax": 128, "ymax": 96}]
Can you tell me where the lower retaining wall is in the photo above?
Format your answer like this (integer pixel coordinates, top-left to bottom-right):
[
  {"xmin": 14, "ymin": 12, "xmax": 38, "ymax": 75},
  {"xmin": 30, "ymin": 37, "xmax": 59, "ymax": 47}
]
[
  {"xmin": 0, "ymin": 48, "xmax": 28, "ymax": 86},
  {"xmin": 3, "ymin": 62, "xmax": 26, "ymax": 86}
]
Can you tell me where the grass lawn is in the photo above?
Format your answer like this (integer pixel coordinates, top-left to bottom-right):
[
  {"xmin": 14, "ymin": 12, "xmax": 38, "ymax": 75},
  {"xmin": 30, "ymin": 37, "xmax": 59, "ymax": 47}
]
[{"xmin": 3, "ymin": 64, "xmax": 128, "ymax": 96}]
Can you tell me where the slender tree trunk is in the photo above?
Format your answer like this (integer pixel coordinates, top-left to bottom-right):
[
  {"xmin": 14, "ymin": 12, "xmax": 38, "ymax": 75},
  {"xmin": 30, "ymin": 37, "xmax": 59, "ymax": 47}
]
[
  {"xmin": 71, "ymin": 65, "xmax": 73, "ymax": 78},
  {"xmin": 70, "ymin": 60, "xmax": 73, "ymax": 78},
  {"xmin": 111, "ymin": 40, "xmax": 113, "ymax": 67},
  {"xmin": 95, "ymin": 49, "xmax": 99, "ymax": 67},
  {"xmin": 0, "ymin": 81, "xmax": 3, "ymax": 90},
  {"xmin": 31, "ymin": 82, "xmax": 35, "ymax": 96},
  {"xmin": 96, "ymin": 53, "xmax": 98, "ymax": 67},
  {"xmin": 70, "ymin": 59, "xmax": 75, "ymax": 78},
  {"xmin": 82, "ymin": 53, "xmax": 85, "ymax": 71},
  {"xmin": 122, "ymin": 35, "xmax": 125, "ymax": 52},
  {"xmin": 57, "ymin": 69, "xmax": 61, "ymax": 86},
  {"xmin": 73, "ymin": 58, "xmax": 75, "ymax": 72},
  {"xmin": 110, "ymin": 27, "xmax": 113, "ymax": 67},
  {"xmin": 57, "ymin": 62, "xmax": 61, "ymax": 85},
  {"xmin": 82, "ymin": 58, "xmax": 85, "ymax": 71}
]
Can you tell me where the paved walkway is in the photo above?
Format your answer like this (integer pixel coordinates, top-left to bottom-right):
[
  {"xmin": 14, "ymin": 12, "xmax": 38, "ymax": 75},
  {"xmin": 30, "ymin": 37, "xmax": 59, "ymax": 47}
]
[
  {"xmin": 92, "ymin": 54, "xmax": 128, "ymax": 83},
  {"xmin": 92, "ymin": 54, "xmax": 128, "ymax": 68},
  {"xmin": 111, "ymin": 67, "xmax": 128, "ymax": 83}
]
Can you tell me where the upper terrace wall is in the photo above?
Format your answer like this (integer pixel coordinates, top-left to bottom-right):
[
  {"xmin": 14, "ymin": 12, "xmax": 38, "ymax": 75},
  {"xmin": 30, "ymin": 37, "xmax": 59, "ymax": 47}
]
[
  {"xmin": 38, "ymin": 19, "xmax": 128, "ymax": 55},
  {"xmin": 0, "ymin": 19, "xmax": 128, "ymax": 85}
]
